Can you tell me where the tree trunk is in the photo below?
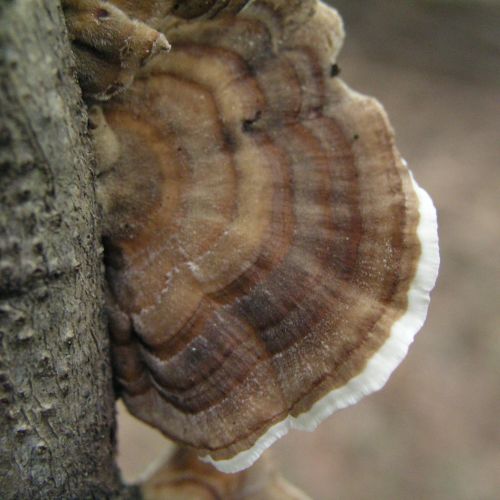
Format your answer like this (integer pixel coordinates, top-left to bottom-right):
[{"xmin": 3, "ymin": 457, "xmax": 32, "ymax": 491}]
[{"xmin": 0, "ymin": 1, "xmax": 134, "ymax": 498}]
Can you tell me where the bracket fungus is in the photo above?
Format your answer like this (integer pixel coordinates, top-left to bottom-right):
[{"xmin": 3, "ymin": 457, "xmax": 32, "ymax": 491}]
[{"xmin": 66, "ymin": 0, "xmax": 439, "ymax": 474}]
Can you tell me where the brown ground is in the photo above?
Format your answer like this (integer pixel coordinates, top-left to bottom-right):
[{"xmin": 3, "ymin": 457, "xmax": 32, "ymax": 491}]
[{"xmin": 116, "ymin": 2, "xmax": 500, "ymax": 499}]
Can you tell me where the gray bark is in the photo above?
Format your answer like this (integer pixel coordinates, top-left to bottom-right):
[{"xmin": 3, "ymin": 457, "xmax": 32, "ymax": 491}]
[{"xmin": 0, "ymin": 1, "xmax": 135, "ymax": 498}]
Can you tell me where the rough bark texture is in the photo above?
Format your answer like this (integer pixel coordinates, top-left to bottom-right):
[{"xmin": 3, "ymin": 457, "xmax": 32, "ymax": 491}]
[{"xmin": 0, "ymin": 1, "xmax": 135, "ymax": 498}]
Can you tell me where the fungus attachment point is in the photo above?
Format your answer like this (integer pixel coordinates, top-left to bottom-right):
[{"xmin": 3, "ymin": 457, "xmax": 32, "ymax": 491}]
[{"xmin": 86, "ymin": 0, "xmax": 439, "ymax": 473}]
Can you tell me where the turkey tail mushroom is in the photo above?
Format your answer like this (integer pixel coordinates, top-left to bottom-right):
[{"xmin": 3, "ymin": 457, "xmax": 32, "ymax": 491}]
[{"xmin": 89, "ymin": 0, "xmax": 440, "ymax": 473}]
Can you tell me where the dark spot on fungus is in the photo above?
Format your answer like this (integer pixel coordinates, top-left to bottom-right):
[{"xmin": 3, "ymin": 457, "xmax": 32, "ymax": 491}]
[
  {"xmin": 222, "ymin": 127, "xmax": 237, "ymax": 153},
  {"xmin": 242, "ymin": 110, "xmax": 262, "ymax": 132},
  {"xmin": 330, "ymin": 64, "xmax": 340, "ymax": 77},
  {"xmin": 96, "ymin": 8, "xmax": 110, "ymax": 20}
]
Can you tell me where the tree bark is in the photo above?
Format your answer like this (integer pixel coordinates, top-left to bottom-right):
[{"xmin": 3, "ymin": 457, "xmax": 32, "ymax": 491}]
[{"xmin": 0, "ymin": 1, "xmax": 135, "ymax": 498}]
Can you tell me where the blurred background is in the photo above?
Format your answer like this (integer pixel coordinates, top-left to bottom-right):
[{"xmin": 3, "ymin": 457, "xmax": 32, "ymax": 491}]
[{"xmin": 116, "ymin": 1, "xmax": 500, "ymax": 498}]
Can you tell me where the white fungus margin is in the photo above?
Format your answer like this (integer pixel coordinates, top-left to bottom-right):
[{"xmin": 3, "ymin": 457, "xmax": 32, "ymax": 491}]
[{"xmin": 203, "ymin": 172, "xmax": 440, "ymax": 473}]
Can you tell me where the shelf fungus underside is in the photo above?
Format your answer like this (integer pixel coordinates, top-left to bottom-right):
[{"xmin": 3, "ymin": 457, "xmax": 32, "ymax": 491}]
[{"xmin": 96, "ymin": 1, "xmax": 440, "ymax": 473}]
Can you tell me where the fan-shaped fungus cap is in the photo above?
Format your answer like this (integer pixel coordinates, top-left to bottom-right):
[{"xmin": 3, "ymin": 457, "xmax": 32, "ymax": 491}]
[{"xmin": 98, "ymin": 0, "xmax": 440, "ymax": 473}]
